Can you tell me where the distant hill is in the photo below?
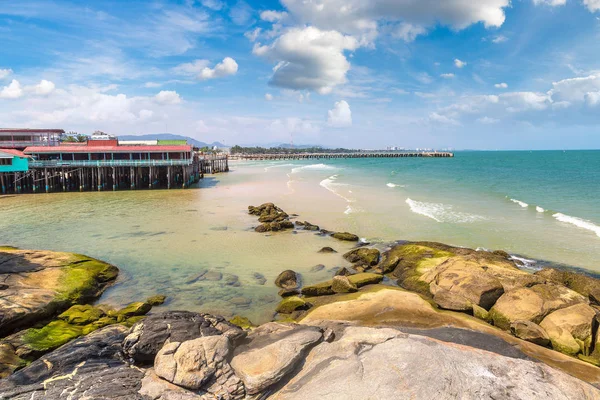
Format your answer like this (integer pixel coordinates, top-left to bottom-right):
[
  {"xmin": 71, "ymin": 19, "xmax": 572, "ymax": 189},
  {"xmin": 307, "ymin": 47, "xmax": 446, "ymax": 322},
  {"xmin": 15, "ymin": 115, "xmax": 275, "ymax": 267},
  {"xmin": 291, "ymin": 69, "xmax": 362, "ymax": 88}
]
[{"xmin": 117, "ymin": 134, "xmax": 227, "ymax": 148}]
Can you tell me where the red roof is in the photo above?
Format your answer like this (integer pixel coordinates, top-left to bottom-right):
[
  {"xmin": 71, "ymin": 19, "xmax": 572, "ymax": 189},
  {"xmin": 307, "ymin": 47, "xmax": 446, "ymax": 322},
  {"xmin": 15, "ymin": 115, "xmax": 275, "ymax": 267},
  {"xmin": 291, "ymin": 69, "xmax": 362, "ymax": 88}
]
[
  {"xmin": 24, "ymin": 145, "xmax": 192, "ymax": 154},
  {"xmin": 0, "ymin": 148, "xmax": 27, "ymax": 157}
]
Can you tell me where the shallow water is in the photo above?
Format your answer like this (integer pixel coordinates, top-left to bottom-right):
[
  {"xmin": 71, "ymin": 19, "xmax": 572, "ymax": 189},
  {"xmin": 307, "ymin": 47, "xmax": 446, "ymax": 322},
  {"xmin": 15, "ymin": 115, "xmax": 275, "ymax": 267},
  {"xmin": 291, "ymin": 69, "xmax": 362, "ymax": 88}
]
[{"xmin": 1, "ymin": 150, "xmax": 599, "ymax": 323}]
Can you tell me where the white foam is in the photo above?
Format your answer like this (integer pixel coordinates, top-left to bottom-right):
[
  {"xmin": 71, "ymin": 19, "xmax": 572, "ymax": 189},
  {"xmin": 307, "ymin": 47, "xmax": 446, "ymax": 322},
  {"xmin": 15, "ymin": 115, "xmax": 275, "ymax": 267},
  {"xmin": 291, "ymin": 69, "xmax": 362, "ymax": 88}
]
[
  {"xmin": 405, "ymin": 198, "xmax": 486, "ymax": 223},
  {"xmin": 386, "ymin": 183, "xmax": 404, "ymax": 188},
  {"xmin": 264, "ymin": 163, "xmax": 295, "ymax": 172},
  {"xmin": 536, "ymin": 206, "xmax": 545, "ymax": 213},
  {"xmin": 553, "ymin": 213, "xmax": 600, "ymax": 238},
  {"xmin": 510, "ymin": 198, "xmax": 528, "ymax": 208},
  {"xmin": 291, "ymin": 164, "xmax": 337, "ymax": 174},
  {"xmin": 320, "ymin": 175, "xmax": 354, "ymax": 203},
  {"xmin": 510, "ymin": 255, "xmax": 540, "ymax": 270}
]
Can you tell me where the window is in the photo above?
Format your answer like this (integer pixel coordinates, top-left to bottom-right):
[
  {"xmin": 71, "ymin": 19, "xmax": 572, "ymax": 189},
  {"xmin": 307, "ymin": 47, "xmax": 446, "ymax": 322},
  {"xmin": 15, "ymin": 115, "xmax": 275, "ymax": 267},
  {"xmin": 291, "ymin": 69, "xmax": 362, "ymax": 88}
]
[{"xmin": 0, "ymin": 158, "xmax": 13, "ymax": 166}]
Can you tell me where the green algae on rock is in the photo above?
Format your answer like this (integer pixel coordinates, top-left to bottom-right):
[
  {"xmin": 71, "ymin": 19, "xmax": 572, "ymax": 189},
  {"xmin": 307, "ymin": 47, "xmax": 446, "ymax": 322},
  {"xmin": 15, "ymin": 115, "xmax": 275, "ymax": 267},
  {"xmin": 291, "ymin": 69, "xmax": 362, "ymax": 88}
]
[
  {"xmin": 331, "ymin": 232, "xmax": 359, "ymax": 241},
  {"xmin": 343, "ymin": 248, "xmax": 380, "ymax": 268},
  {"xmin": 276, "ymin": 296, "xmax": 310, "ymax": 314},
  {"xmin": 229, "ymin": 315, "xmax": 256, "ymax": 330}
]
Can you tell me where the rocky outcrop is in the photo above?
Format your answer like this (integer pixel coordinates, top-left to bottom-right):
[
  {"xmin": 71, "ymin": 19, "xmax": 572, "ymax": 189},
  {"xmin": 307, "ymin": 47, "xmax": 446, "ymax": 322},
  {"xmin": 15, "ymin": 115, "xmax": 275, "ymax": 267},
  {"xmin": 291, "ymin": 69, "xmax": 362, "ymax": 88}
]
[
  {"xmin": 249, "ymin": 203, "xmax": 295, "ymax": 233},
  {"xmin": 489, "ymin": 284, "xmax": 588, "ymax": 330},
  {"xmin": 274, "ymin": 270, "xmax": 299, "ymax": 289},
  {"xmin": 230, "ymin": 322, "xmax": 323, "ymax": 395},
  {"xmin": 343, "ymin": 248, "xmax": 380, "ymax": 269},
  {"xmin": 331, "ymin": 232, "xmax": 359, "ymax": 241},
  {"xmin": 331, "ymin": 275, "xmax": 358, "ymax": 293},
  {"xmin": 271, "ymin": 325, "xmax": 600, "ymax": 399},
  {"xmin": 301, "ymin": 273, "xmax": 383, "ymax": 297},
  {"xmin": 123, "ymin": 311, "xmax": 245, "ymax": 365},
  {"xmin": 275, "ymin": 296, "xmax": 310, "ymax": 314},
  {"xmin": 536, "ymin": 268, "xmax": 600, "ymax": 304},
  {"xmin": 0, "ymin": 248, "xmax": 118, "ymax": 336},
  {"xmin": 510, "ymin": 320, "xmax": 551, "ymax": 346},
  {"xmin": 540, "ymin": 303, "xmax": 598, "ymax": 356}
]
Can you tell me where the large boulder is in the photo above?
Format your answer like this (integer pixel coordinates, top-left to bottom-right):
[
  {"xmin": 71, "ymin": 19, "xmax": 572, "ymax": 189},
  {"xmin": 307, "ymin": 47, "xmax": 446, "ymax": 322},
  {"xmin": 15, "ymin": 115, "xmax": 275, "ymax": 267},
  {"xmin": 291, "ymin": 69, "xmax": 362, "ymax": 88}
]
[
  {"xmin": 536, "ymin": 268, "xmax": 600, "ymax": 304},
  {"xmin": 276, "ymin": 296, "xmax": 310, "ymax": 314},
  {"xmin": 230, "ymin": 322, "xmax": 323, "ymax": 395},
  {"xmin": 490, "ymin": 284, "xmax": 588, "ymax": 331},
  {"xmin": 332, "ymin": 276, "xmax": 358, "ymax": 293},
  {"xmin": 275, "ymin": 270, "xmax": 299, "ymax": 289},
  {"xmin": 301, "ymin": 273, "xmax": 382, "ymax": 297},
  {"xmin": 270, "ymin": 325, "xmax": 600, "ymax": 399},
  {"xmin": 510, "ymin": 320, "xmax": 551, "ymax": 347},
  {"xmin": 154, "ymin": 335, "xmax": 244, "ymax": 399},
  {"xmin": 343, "ymin": 248, "xmax": 380, "ymax": 268},
  {"xmin": 421, "ymin": 258, "xmax": 505, "ymax": 311},
  {"xmin": 0, "ymin": 249, "xmax": 118, "ymax": 336},
  {"xmin": 331, "ymin": 232, "xmax": 359, "ymax": 242},
  {"xmin": 122, "ymin": 311, "xmax": 245, "ymax": 365},
  {"xmin": 540, "ymin": 303, "xmax": 598, "ymax": 356}
]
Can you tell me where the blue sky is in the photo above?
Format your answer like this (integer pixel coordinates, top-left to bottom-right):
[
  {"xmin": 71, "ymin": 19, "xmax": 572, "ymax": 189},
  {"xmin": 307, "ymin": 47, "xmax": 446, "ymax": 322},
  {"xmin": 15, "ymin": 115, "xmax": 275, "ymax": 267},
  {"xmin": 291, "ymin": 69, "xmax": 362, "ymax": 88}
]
[{"xmin": 1, "ymin": 0, "xmax": 600, "ymax": 149}]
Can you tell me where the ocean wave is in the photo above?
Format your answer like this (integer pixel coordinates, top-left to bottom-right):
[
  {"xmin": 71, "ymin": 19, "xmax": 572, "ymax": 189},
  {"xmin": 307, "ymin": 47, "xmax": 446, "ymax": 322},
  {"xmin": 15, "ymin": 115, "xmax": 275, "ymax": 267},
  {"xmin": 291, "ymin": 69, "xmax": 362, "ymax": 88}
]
[
  {"xmin": 510, "ymin": 198, "xmax": 529, "ymax": 208},
  {"xmin": 405, "ymin": 198, "xmax": 486, "ymax": 223},
  {"xmin": 553, "ymin": 213, "xmax": 600, "ymax": 238},
  {"xmin": 536, "ymin": 206, "xmax": 545, "ymax": 213},
  {"xmin": 320, "ymin": 175, "xmax": 354, "ymax": 203},
  {"xmin": 264, "ymin": 163, "xmax": 295, "ymax": 172},
  {"xmin": 291, "ymin": 164, "xmax": 337, "ymax": 174},
  {"xmin": 386, "ymin": 183, "xmax": 404, "ymax": 188},
  {"xmin": 510, "ymin": 255, "xmax": 540, "ymax": 271}
]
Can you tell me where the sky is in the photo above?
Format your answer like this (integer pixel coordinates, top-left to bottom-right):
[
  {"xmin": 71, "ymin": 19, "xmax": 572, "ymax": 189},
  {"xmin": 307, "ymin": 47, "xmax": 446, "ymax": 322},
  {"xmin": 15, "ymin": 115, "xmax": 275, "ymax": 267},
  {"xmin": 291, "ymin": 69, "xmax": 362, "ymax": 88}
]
[{"xmin": 1, "ymin": 0, "xmax": 600, "ymax": 149}]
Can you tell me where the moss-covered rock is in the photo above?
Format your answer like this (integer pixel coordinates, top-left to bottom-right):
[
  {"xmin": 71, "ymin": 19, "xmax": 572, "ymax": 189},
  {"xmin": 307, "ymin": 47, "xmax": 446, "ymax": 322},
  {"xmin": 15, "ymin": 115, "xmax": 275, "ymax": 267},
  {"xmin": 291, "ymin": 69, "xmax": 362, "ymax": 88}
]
[
  {"xmin": 347, "ymin": 273, "xmax": 384, "ymax": 287},
  {"xmin": 58, "ymin": 304, "xmax": 105, "ymax": 325},
  {"xmin": 275, "ymin": 270, "xmax": 299, "ymax": 289},
  {"xmin": 472, "ymin": 304, "xmax": 492, "ymax": 323},
  {"xmin": 331, "ymin": 232, "xmax": 359, "ymax": 241},
  {"xmin": 0, "ymin": 343, "xmax": 27, "ymax": 378},
  {"xmin": 343, "ymin": 248, "xmax": 380, "ymax": 268},
  {"xmin": 22, "ymin": 320, "xmax": 87, "ymax": 353},
  {"xmin": 540, "ymin": 303, "xmax": 597, "ymax": 356},
  {"xmin": 536, "ymin": 268, "xmax": 600, "ymax": 304},
  {"xmin": 332, "ymin": 276, "xmax": 358, "ymax": 293},
  {"xmin": 276, "ymin": 296, "xmax": 310, "ymax": 314},
  {"xmin": 301, "ymin": 281, "xmax": 335, "ymax": 297},
  {"xmin": 111, "ymin": 302, "xmax": 152, "ymax": 322},
  {"xmin": 229, "ymin": 316, "xmax": 256, "ymax": 330},
  {"xmin": 146, "ymin": 295, "xmax": 167, "ymax": 306}
]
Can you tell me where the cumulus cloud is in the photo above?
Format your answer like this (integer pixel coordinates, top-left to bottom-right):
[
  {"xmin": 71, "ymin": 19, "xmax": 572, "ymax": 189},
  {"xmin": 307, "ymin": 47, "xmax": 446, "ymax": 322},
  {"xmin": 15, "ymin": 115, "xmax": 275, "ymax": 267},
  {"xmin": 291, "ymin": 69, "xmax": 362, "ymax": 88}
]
[
  {"xmin": 454, "ymin": 59, "xmax": 467, "ymax": 68},
  {"xmin": 327, "ymin": 100, "xmax": 352, "ymax": 127},
  {"xmin": 200, "ymin": 57, "xmax": 239, "ymax": 80},
  {"xmin": 583, "ymin": 0, "xmax": 600, "ymax": 12},
  {"xmin": 495, "ymin": 82, "xmax": 508, "ymax": 89},
  {"xmin": 200, "ymin": 0, "xmax": 225, "ymax": 10},
  {"xmin": 477, "ymin": 116, "xmax": 500, "ymax": 124},
  {"xmin": 532, "ymin": 0, "xmax": 567, "ymax": 6},
  {"xmin": 155, "ymin": 90, "xmax": 182, "ymax": 104},
  {"xmin": 549, "ymin": 75, "xmax": 600, "ymax": 103},
  {"xmin": 245, "ymin": 27, "xmax": 262, "ymax": 42},
  {"xmin": 253, "ymin": 26, "xmax": 359, "ymax": 94},
  {"xmin": 441, "ymin": 73, "xmax": 455, "ymax": 79},
  {"xmin": 265, "ymin": 93, "xmax": 273, "ymax": 101},
  {"xmin": 585, "ymin": 91, "xmax": 600, "ymax": 106},
  {"xmin": 144, "ymin": 82, "xmax": 162, "ymax": 88},
  {"xmin": 0, "ymin": 80, "xmax": 23, "ymax": 99},
  {"xmin": 31, "ymin": 80, "xmax": 55, "ymax": 95},
  {"xmin": 0, "ymin": 69, "xmax": 13, "ymax": 80},
  {"xmin": 393, "ymin": 23, "xmax": 427, "ymax": 42},
  {"xmin": 429, "ymin": 112, "xmax": 460, "ymax": 126},
  {"xmin": 260, "ymin": 10, "xmax": 288, "ymax": 22}
]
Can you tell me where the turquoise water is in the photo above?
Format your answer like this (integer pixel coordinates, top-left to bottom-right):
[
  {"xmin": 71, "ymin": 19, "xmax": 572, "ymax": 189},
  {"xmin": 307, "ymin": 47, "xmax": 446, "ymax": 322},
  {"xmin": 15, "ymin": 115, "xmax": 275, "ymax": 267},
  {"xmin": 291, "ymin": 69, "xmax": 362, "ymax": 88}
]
[{"xmin": 0, "ymin": 150, "xmax": 598, "ymax": 322}]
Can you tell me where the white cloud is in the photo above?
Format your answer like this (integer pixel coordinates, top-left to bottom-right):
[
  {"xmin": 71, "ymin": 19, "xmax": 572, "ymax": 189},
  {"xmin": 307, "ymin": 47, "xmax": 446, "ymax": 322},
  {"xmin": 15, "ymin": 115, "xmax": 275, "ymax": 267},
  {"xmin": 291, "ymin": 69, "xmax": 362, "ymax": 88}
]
[
  {"xmin": 327, "ymin": 100, "xmax": 352, "ymax": 127},
  {"xmin": 502, "ymin": 92, "xmax": 551, "ymax": 112},
  {"xmin": 416, "ymin": 72, "xmax": 434, "ymax": 84},
  {"xmin": 0, "ymin": 69, "xmax": 13, "ymax": 80},
  {"xmin": 245, "ymin": 27, "xmax": 262, "ymax": 42},
  {"xmin": 265, "ymin": 93, "xmax": 273, "ymax": 101},
  {"xmin": 230, "ymin": 1, "xmax": 254, "ymax": 25},
  {"xmin": 583, "ymin": 0, "xmax": 600, "ymax": 12},
  {"xmin": 492, "ymin": 35, "xmax": 508, "ymax": 43},
  {"xmin": 532, "ymin": 0, "xmax": 567, "ymax": 6},
  {"xmin": 155, "ymin": 90, "xmax": 182, "ymax": 104},
  {"xmin": 173, "ymin": 59, "xmax": 211, "ymax": 76},
  {"xmin": 253, "ymin": 26, "xmax": 359, "ymax": 94},
  {"xmin": 31, "ymin": 80, "xmax": 55, "ymax": 95},
  {"xmin": 454, "ymin": 59, "xmax": 467, "ymax": 68},
  {"xmin": 477, "ymin": 116, "xmax": 500, "ymax": 124},
  {"xmin": 260, "ymin": 10, "xmax": 288, "ymax": 22},
  {"xmin": 393, "ymin": 23, "xmax": 427, "ymax": 42},
  {"xmin": 429, "ymin": 112, "xmax": 460, "ymax": 126},
  {"xmin": 0, "ymin": 80, "xmax": 23, "ymax": 99},
  {"xmin": 144, "ymin": 82, "xmax": 162, "ymax": 88},
  {"xmin": 139, "ymin": 109, "xmax": 154, "ymax": 120},
  {"xmin": 200, "ymin": 57, "xmax": 239, "ymax": 80},
  {"xmin": 495, "ymin": 82, "xmax": 508, "ymax": 89},
  {"xmin": 549, "ymin": 75, "xmax": 600, "ymax": 103},
  {"xmin": 585, "ymin": 91, "xmax": 600, "ymax": 106},
  {"xmin": 200, "ymin": 0, "xmax": 225, "ymax": 10},
  {"xmin": 441, "ymin": 73, "xmax": 455, "ymax": 79}
]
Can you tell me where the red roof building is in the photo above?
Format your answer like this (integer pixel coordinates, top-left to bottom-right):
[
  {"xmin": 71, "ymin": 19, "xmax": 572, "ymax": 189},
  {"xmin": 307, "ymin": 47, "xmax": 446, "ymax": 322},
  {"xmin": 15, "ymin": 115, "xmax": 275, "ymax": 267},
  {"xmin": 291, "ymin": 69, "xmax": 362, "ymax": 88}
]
[{"xmin": 0, "ymin": 128, "xmax": 64, "ymax": 149}]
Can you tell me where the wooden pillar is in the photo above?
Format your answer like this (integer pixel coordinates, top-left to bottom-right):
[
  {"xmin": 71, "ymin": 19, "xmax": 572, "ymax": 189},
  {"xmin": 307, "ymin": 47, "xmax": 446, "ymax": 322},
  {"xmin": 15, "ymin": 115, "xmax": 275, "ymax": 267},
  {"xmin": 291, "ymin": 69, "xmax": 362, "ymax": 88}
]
[
  {"xmin": 130, "ymin": 167, "xmax": 135, "ymax": 189},
  {"xmin": 44, "ymin": 168, "xmax": 49, "ymax": 193},
  {"xmin": 97, "ymin": 167, "xmax": 101, "ymax": 191},
  {"xmin": 112, "ymin": 167, "xmax": 116, "ymax": 191}
]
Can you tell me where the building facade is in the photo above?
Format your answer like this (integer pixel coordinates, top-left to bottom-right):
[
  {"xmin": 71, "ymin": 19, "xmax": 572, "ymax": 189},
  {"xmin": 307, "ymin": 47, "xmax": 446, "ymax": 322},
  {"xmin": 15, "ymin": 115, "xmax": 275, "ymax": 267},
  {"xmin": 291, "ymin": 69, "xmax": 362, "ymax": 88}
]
[{"xmin": 0, "ymin": 129, "xmax": 64, "ymax": 149}]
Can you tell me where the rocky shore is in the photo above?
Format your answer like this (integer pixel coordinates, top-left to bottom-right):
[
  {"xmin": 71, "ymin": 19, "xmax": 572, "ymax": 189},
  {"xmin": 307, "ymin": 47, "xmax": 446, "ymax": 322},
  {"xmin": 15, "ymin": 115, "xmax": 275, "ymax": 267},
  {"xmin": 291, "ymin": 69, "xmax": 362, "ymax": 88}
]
[{"xmin": 2, "ymin": 204, "xmax": 600, "ymax": 398}]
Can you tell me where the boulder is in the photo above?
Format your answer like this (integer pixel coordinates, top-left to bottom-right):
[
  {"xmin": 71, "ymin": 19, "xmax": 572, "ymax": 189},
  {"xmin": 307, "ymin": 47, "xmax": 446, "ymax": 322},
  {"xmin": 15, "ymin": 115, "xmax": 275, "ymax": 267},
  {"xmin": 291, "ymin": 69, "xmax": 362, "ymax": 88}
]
[
  {"xmin": 229, "ymin": 316, "xmax": 255, "ymax": 330},
  {"xmin": 335, "ymin": 267, "xmax": 353, "ymax": 276},
  {"xmin": 310, "ymin": 264, "xmax": 325, "ymax": 273},
  {"xmin": 536, "ymin": 268, "xmax": 600, "ymax": 304},
  {"xmin": 275, "ymin": 270, "xmax": 299, "ymax": 289},
  {"xmin": 112, "ymin": 301, "xmax": 152, "ymax": 321},
  {"xmin": 58, "ymin": 304, "xmax": 105, "ymax": 325},
  {"xmin": 318, "ymin": 247, "xmax": 337, "ymax": 254},
  {"xmin": 302, "ymin": 274, "xmax": 382, "ymax": 297},
  {"xmin": 421, "ymin": 258, "xmax": 505, "ymax": 311},
  {"xmin": 343, "ymin": 248, "xmax": 380, "ymax": 268},
  {"xmin": 472, "ymin": 304, "xmax": 492, "ymax": 323},
  {"xmin": 301, "ymin": 281, "xmax": 334, "ymax": 297},
  {"xmin": 331, "ymin": 232, "xmax": 359, "ymax": 241},
  {"xmin": 270, "ymin": 325, "xmax": 600, "ymax": 399},
  {"xmin": 252, "ymin": 272, "xmax": 267, "ymax": 285},
  {"xmin": 146, "ymin": 294, "xmax": 167, "ymax": 306},
  {"xmin": 510, "ymin": 320, "xmax": 551, "ymax": 346},
  {"xmin": 347, "ymin": 273, "xmax": 384, "ymax": 287},
  {"xmin": 0, "ymin": 249, "xmax": 118, "ymax": 336},
  {"xmin": 332, "ymin": 276, "xmax": 358, "ymax": 293},
  {"xmin": 302, "ymin": 221, "xmax": 320, "ymax": 231},
  {"xmin": 230, "ymin": 322, "xmax": 323, "ymax": 394},
  {"xmin": 490, "ymin": 284, "xmax": 588, "ymax": 331},
  {"xmin": 223, "ymin": 273, "xmax": 241, "ymax": 287},
  {"xmin": 278, "ymin": 288, "xmax": 301, "ymax": 297},
  {"xmin": 540, "ymin": 303, "xmax": 597, "ymax": 356},
  {"xmin": 276, "ymin": 296, "xmax": 309, "ymax": 314},
  {"xmin": 154, "ymin": 336, "xmax": 233, "ymax": 390},
  {"xmin": 199, "ymin": 270, "xmax": 223, "ymax": 282},
  {"xmin": 122, "ymin": 311, "xmax": 245, "ymax": 365},
  {"xmin": 0, "ymin": 344, "xmax": 26, "ymax": 378}
]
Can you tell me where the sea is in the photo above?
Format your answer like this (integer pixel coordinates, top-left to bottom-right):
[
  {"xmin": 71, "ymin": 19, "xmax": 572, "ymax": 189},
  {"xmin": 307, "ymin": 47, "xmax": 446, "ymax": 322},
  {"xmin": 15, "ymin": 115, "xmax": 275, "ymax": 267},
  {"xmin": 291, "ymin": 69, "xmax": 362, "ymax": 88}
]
[{"xmin": 1, "ymin": 150, "xmax": 598, "ymax": 323}]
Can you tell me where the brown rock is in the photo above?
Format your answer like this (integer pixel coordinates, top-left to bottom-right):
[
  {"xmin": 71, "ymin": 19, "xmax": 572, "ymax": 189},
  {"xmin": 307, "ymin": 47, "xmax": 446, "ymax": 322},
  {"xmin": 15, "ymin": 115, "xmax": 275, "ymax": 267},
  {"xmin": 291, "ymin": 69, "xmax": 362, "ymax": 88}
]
[
  {"xmin": 331, "ymin": 276, "xmax": 358, "ymax": 294},
  {"xmin": 275, "ymin": 270, "xmax": 299, "ymax": 289},
  {"xmin": 510, "ymin": 320, "xmax": 551, "ymax": 347}
]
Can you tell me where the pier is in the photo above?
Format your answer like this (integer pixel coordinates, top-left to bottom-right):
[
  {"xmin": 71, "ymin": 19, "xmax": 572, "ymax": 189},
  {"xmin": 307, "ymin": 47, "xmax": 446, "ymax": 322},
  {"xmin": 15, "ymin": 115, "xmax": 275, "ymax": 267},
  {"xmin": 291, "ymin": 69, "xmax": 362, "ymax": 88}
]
[
  {"xmin": 200, "ymin": 155, "xmax": 229, "ymax": 174},
  {"xmin": 229, "ymin": 151, "xmax": 454, "ymax": 160}
]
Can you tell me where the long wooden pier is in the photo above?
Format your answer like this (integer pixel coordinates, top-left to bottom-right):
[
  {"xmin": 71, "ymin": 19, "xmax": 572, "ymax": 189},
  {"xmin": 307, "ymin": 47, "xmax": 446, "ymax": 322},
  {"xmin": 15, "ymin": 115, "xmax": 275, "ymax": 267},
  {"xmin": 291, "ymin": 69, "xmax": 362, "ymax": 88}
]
[
  {"xmin": 230, "ymin": 152, "xmax": 453, "ymax": 160},
  {"xmin": 199, "ymin": 155, "xmax": 229, "ymax": 173}
]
